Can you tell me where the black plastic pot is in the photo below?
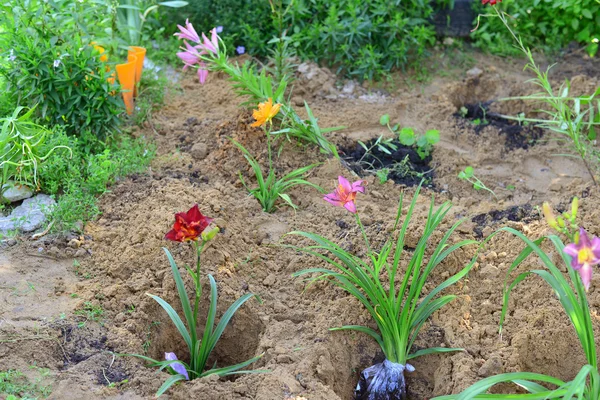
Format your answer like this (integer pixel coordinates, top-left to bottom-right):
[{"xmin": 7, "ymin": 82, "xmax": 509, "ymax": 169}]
[{"xmin": 432, "ymin": 0, "xmax": 476, "ymax": 37}]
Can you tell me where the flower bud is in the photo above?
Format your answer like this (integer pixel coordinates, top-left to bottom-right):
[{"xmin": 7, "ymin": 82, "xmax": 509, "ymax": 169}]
[
  {"xmin": 557, "ymin": 217, "xmax": 565, "ymax": 228},
  {"xmin": 201, "ymin": 225, "xmax": 219, "ymax": 242},
  {"xmin": 542, "ymin": 202, "xmax": 557, "ymax": 229},
  {"xmin": 571, "ymin": 197, "xmax": 578, "ymax": 220}
]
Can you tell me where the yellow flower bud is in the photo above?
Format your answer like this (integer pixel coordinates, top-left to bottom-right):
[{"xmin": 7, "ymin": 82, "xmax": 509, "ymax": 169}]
[
  {"xmin": 542, "ymin": 202, "xmax": 557, "ymax": 229},
  {"xmin": 571, "ymin": 197, "xmax": 578, "ymax": 220},
  {"xmin": 557, "ymin": 217, "xmax": 565, "ymax": 228},
  {"xmin": 201, "ymin": 226, "xmax": 219, "ymax": 242}
]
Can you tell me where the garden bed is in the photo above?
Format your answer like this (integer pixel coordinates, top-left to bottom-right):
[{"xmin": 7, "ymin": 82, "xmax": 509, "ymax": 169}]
[{"xmin": 2, "ymin": 52, "xmax": 600, "ymax": 399}]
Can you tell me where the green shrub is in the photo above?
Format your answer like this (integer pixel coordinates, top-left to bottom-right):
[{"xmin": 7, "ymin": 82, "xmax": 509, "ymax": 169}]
[
  {"xmin": 163, "ymin": 0, "xmax": 438, "ymax": 80},
  {"xmin": 0, "ymin": 0, "xmax": 123, "ymax": 144},
  {"xmin": 472, "ymin": 0, "xmax": 600, "ymax": 57},
  {"xmin": 287, "ymin": 0, "xmax": 437, "ymax": 80}
]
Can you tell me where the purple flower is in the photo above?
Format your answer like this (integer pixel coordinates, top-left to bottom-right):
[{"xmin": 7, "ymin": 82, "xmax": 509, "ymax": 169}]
[
  {"xmin": 174, "ymin": 19, "xmax": 200, "ymax": 44},
  {"xmin": 236, "ymin": 46, "xmax": 246, "ymax": 55},
  {"xmin": 53, "ymin": 59, "xmax": 61, "ymax": 68},
  {"xmin": 7, "ymin": 49, "xmax": 16, "ymax": 62},
  {"xmin": 216, "ymin": 26, "xmax": 223, "ymax": 33},
  {"xmin": 564, "ymin": 228, "xmax": 600, "ymax": 291},
  {"xmin": 165, "ymin": 352, "xmax": 189, "ymax": 380}
]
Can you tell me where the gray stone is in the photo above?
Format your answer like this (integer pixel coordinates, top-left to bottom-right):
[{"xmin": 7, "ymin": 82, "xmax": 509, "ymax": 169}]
[
  {"xmin": 478, "ymin": 356, "xmax": 503, "ymax": 377},
  {"xmin": 342, "ymin": 81, "xmax": 355, "ymax": 94},
  {"xmin": 1, "ymin": 182, "xmax": 34, "ymax": 202},
  {"xmin": 0, "ymin": 194, "xmax": 56, "ymax": 233},
  {"xmin": 467, "ymin": 67, "xmax": 483, "ymax": 78}
]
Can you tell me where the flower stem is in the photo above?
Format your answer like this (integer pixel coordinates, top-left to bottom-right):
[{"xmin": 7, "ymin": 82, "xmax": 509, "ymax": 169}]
[{"xmin": 355, "ymin": 212, "xmax": 372, "ymax": 255}]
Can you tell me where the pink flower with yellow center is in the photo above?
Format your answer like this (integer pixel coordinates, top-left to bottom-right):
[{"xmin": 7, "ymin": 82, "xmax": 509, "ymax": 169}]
[
  {"xmin": 564, "ymin": 228, "xmax": 600, "ymax": 291},
  {"xmin": 324, "ymin": 176, "xmax": 365, "ymax": 214}
]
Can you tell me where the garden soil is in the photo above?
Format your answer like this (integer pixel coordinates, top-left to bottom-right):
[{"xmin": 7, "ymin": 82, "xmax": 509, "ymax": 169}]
[{"xmin": 2, "ymin": 50, "xmax": 600, "ymax": 400}]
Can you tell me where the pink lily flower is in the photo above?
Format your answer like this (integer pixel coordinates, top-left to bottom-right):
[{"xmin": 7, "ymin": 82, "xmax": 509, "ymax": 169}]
[
  {"xmin": 200, "ymin": 28, "xmax": 219, "ymax": 54},
  {"xmin": 324, "ymin": 176, "xmax": 365, "ymax": 214},
  {"xmin": 564, "ymin": 228, "xmax": 600, "ymax": 291},
  {"xmin": 174, "ymin": 19, "xmax": 200, "ymax": 44},
  {"xmin": 198, "ymin": 63, "xmax": 209, "ymax": 84},
  {"xmin": 177, "ymin": 41, "xmax": 201, "ymax": 70}
]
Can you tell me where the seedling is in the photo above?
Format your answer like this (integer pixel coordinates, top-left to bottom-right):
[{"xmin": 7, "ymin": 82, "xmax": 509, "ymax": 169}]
[
  {"xmin": 376, "ymin": 168, "xmax": 390, "ymax": 184},
  {"xmin": 380, "ymin": 114, "xmax": 440, "ymax": 160},
  {"xmin": 458, "ymin": 166, "xmax": 497, "ymax": 199}
]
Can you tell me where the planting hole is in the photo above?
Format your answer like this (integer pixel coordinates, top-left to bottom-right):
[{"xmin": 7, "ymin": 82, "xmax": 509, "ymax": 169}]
[
  {"xmin": 341, "ymin": 139, "xmax": 435, "ymax": 187},
  {"xmin": 456, "ymin": 102, "xmax": 544, "ymax": 150}
]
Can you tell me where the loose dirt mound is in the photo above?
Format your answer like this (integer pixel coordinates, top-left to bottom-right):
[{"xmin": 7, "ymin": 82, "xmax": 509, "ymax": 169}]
[{"xmin": 3, "ymin": 51, "xmax": 600, "ymax": 399}]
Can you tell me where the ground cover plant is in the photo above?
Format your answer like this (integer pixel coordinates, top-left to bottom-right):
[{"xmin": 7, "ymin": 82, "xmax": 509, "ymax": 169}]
[{"xmin": 288, "ymin": 180, "xmax": 478, "ymax": 398}]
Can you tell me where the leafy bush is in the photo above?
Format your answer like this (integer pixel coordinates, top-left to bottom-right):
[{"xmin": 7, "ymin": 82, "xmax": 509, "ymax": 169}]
[
  {"xmin": 0, "ymin": 0, "xmax": 123, "ymax": 144},
  {"xmin": 287, "ymin": 0, "xmax": 437, "ymax": 80},
  {"xmin": 0, "ymin": 106, "xmax": 70, "ymax": 196},
  {"xmin": 472, "ymin": 0, "xmax": 600, "ymax": 56}
]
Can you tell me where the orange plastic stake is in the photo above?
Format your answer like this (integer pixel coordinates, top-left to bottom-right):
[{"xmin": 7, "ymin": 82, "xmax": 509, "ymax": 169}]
[
  {"xmin": 116, "ymin": 54, "xmax": 137, "ymax": 115},
  {"xmin": 128, "ymin": 46, "xmax": 146, "ymax": 97}
]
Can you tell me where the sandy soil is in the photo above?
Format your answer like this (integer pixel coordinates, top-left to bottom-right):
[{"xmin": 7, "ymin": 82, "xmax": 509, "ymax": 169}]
[{"xmin": 2, "ymin": 48, "xmax": 600, "ymax": 400}]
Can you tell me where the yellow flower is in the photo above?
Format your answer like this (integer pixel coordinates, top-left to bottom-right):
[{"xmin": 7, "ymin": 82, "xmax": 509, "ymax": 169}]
[{"xmin": 251, "ymin": 98, "xmax": 281, "ymax": 128}]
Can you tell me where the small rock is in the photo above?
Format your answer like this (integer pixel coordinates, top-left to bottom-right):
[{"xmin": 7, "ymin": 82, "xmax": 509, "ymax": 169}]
[
  {"xmin": 6, "ymin": 238, "xmax": 17, "ymax": 246},
  {"xmin": 263, "ymin": 274, "xmax": 277, "ymax": 287},
  {"xmin": 443, "ymin": 37, "xmax": 455, "ymax": 46},
  {"xmin": 74, "ymin": 248, "xmax": 88, "ymax": 258},
  {"xmin": 276, "ymin": 354, "xmax": 293, "ymax": 364},
  {"xmin": 190, "ymin": 142, "xmax": 208, "ymax": 160},
  {"xmin": 342, "ymin": 81, "xmax": 355, "ymax": 94},
  {"xmin": 479, "ymin": 264, "xmax": 499, "ymax": 279},
  {"xmin": 466, "ymin": 67, "xmax": 483, "ymax": 78},
  {"xmin": 1, "ymin": 182, "xmax": 33, "ymax": 202},
  {"xmin": 478, "ymin": 356, "xmax": 503, "ymax": 377},
  {"xmin": 68, "ymin": 238, "xmax": 81, "ymax": 248},
  {"xmin": 0, "ymin": 194, "xmax": 56, "ymax": 233},
  {"xmin": 548, "ymin": 179, "xmax": 563, "ymax": 192}
]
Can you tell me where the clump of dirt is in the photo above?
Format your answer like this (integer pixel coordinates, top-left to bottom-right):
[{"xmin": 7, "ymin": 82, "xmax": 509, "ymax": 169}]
[
  {"xmin": 341, "ymin": 139, "xmax": 435, "ymax": 187},
  {"xmin": 472, "ymin": 204, "xmax": 538, "ymax": 237},
  {"xmin": 456, "ymin": 102, "xmax": 544, "ymax": 150}
]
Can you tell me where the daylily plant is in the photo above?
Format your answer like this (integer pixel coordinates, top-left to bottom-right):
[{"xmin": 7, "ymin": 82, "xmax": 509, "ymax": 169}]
[
  {"xmin": 435, "ymin": 198, "xmax": 600, "ymax": 399},
  {"xmin": 289, "ymin": 182, "xmax": 478, "ymax": 398},
  {"xmin": 232, "ymin": 98, "xmax": 321, "ymax": 212},
  {"xmin": 125, "ymin": 205, "xmax": 265, "ymax": 397}
]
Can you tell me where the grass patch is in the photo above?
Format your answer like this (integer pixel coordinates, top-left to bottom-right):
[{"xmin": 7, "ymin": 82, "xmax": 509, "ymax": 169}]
[
  {"xmin": 38, "ymin": 130, "xmax": 155, "ymax": 232},
  {"xmin": 0, "ymin": 367, "xmax": 52, "ymax": 399}
]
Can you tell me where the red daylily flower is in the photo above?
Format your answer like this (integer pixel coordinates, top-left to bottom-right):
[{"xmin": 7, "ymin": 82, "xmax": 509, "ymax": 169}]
[
  {"xmin": 165, "ymin": 205, "xmax": 213, "ymax": 242},
  {"xmin": 482, "ymin": 0, "xmax": 502, "ymax": 5}
]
